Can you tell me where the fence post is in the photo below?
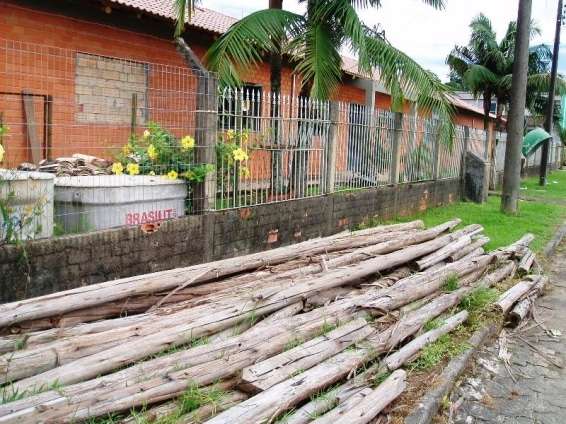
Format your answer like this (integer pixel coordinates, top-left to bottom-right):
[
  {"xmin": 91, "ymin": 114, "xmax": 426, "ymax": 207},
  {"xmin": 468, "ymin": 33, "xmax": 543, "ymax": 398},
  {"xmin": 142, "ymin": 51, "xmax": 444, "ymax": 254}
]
[
  {"xmin": 432, "ymin": 121, "xmax": 441, "ymax": 181},
  {"xmin": 460, "ymin": 126, "xmax": 470, "ymax": 195},
  {"xmin": 194, "ymin": 74, "xmax": 218, "ymax": 213},
  {"xmin": 324, "ymin": 102, "xmax": 339, "ymax": 194},
  {"xmin": 130, "ymin": 93, "xmax": 137, "ymax": 138},
  {"xmin": 176, "ymin": 38, "xmax": 218, "ymax": 213},
  {"xmin": 389, "ymin": 112, "xmax": 403, "ymax": 185}
]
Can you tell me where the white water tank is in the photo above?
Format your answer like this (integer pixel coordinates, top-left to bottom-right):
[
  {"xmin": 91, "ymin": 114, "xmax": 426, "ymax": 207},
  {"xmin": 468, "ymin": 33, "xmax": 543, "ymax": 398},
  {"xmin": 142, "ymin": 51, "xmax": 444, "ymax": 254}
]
[
  {"xmin": 54, "ymin": 175, "xmax": 187, "ymax": 232},
  {"xmin": 0, "ymin": 169, "xmax": 55, "ymax": 240}
]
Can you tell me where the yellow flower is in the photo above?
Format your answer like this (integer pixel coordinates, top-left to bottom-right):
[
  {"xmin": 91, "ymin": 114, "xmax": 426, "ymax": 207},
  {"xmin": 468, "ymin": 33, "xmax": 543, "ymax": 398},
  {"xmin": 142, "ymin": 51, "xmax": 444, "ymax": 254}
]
[
  {"xmin": 0, "ymin": 143, "xmax": 4, "ymax": 163},
  {"xmin": 241, "ymin": 131, "xmax": 249, "ymax": 143},
  {"xmin": 147, "ymin": 144, "xmax": 157, "ymax": 160},
  {"xmin": 149, "ymin": 170, "xmax": 156, "ymax": 176},
  {"xmin": 126, "ymin": 163, "xmax": 140, "ymax": 176},
  {"xmin": 225, "ymin": 129, "xmax": 235, "ymax": 141},
  {"xmin": 167, "ymin": 170, "xmax": 178, "ymax": 180},
  {"xmin": 143, "ymin": 129, "xmax": 151, "ymax": 139},
  {"xmin": 122, "ymin": 144, "xmax": 132, "ymax": 155},
  {"xmin": 111, "ymin": 162, "xmax": 124, "ymax": 175},
  {"xmin": 181, "ymin": 135, "xmax": 195, "ymax": 150},
  {"xmin": 232, "ymin": 148, "xmax": 249, "ymax": 162},
  {"xmin": 239, "ymin": 166, "xmax": 250, "ymax": 177}
]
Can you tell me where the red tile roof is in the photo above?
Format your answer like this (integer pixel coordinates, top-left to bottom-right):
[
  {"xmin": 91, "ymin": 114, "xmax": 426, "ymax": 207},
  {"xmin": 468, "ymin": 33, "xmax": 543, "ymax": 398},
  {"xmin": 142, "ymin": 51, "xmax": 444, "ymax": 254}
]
[{"xmin": 108, "ymin": 1, "xmax": 238, "ymax": 34}]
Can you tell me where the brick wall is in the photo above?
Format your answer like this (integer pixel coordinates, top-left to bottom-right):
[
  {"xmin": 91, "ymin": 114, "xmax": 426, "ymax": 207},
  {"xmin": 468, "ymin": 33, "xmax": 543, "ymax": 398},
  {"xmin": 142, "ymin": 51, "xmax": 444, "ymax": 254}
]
[{"xmin": 0, "ymin": 179, "xmax": 462, "ymax": 302}]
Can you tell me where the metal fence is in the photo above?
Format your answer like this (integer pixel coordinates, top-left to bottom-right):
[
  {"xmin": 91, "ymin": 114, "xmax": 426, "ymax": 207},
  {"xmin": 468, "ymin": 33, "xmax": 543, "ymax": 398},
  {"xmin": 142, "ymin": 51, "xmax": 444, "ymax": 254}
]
[
  {"xmin": 1, "ymin": 40, "xmax": 507, "ymax": 241},
  {"xmin": 0, "ymin": 39, "xmax": 214, "ymax": 241}
]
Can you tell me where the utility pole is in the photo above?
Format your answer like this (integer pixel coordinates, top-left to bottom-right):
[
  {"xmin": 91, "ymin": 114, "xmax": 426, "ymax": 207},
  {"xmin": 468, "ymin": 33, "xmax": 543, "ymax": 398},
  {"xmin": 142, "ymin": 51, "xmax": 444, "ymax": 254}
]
[
  {"xmin": 501, "ymin": 0, "xmax": 533, "ymax": 214},
  {"xmin": 540, "ymin": 0, "xmax": 563, "ymax": 186}
]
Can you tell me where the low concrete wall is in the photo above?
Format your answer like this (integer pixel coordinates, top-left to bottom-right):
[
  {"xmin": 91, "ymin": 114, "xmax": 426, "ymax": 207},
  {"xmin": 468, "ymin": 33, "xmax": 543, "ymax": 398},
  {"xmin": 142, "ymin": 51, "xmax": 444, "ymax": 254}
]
[{"xmin": 0, "ymin": 179, "xmax": 461, "ymax": 302}]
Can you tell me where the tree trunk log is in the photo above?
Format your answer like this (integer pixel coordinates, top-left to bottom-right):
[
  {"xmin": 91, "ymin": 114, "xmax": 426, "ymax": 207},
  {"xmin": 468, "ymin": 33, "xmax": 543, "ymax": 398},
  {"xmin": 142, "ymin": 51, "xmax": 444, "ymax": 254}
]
[
  {"xmin": 518, "ymin": 249, "xmax": 536, "ymax": 276},
  {"xmin": 416, "ymin": 235, "xmax": 472, "ymax": 270},
  {"xmin": 508, "ymin": 276, "xmax": 547, "ymax": 327},
  {"xmin": 311, "ymin": 370, "xmax": 406, "ymax": 424},
  {"xmin": 240, "ymin": 318, "xmax": 373, "ymax": 393},
  {"xmin": 495, "ymin": 276, "xmax": 542, "ymax": 314},
  {"xmin": 0, "ymin": 221, "xmax": 424, "ymax": 329},
  {"xmin": 384, "ymin": 311, "xmax": 469, "ymax": 370},
  {"xmin": 448, "ymin": 236, "xmax": 490, "ymax": 262}
]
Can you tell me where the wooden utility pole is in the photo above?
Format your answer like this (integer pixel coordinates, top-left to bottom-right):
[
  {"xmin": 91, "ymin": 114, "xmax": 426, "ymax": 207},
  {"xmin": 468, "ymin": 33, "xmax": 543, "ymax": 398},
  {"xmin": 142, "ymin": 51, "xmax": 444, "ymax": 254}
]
[
  {"xmin": 539, "ymin": 0, "xmax": 563, "ymax": 186},
  {"xmin": 501, "ymin": 0, "xmax": 532, "ymax": 214}
]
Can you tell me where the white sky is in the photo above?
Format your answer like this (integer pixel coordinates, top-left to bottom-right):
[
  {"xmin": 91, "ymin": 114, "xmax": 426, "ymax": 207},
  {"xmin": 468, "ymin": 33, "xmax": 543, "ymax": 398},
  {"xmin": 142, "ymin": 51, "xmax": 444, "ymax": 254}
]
[{"xmin": 201, "ymin": 0, "xmax": 565, "ymax": 81}]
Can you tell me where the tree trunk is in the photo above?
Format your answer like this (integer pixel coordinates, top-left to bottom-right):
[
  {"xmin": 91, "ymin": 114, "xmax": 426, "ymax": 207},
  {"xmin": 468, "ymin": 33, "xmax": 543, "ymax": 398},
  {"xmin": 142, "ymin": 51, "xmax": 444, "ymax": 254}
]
[
  {"xmin": 311, "ymin": 370, "xmax": 406, "ymax": 424},
  {"xmin": 501, "ymin": 0, "xmax": 532, "ymax": 214},
  {"xmin": 509, "ymin": 276, "xmax": 547, "ymax": 327},
  {"xmin": 495, "ymin": 275, "xmax": 543, "ymax": 314},
  {"xmin": 240, "ymin": 318, "xmax": 373, "ymax": 393},
  {"xmin": 517, "ymin": 249, "xmax": 536, "ymax": 276},
  {"xmin": 269, "ymin": 0, "xmax": 285, "ymax": 196}
]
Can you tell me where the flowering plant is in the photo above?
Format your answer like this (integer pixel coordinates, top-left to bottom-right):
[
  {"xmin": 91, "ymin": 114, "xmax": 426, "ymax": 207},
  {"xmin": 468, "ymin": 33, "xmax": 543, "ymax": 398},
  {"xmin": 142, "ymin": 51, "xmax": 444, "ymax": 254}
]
[{"xmin": 113, "ymin": 122, "xmax": 213, "ymax": 182}]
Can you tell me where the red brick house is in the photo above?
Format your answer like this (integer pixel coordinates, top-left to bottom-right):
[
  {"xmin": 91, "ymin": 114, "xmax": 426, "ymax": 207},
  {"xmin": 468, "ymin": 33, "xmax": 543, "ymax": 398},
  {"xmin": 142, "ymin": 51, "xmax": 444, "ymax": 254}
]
[{"xmin": 0, "ymin": 0, "xmax": 497, "ymax": 167}]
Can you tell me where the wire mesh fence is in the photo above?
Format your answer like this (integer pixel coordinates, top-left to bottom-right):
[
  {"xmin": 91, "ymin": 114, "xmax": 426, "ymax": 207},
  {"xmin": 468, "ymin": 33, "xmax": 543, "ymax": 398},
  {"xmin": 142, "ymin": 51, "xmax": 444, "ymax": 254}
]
[
  {"xmin": 0, "ymin": 39, "xmax": 506, "ymax": 241},
  {"xmin": 0, "ymin": 39, "xmax": 215, "ymax": 241}
]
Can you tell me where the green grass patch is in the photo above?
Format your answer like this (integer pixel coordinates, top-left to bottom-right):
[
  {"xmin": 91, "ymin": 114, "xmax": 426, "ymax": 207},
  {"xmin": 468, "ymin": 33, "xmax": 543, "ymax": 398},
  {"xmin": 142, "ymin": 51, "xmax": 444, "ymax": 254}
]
[
  {"xmin": 441, "ymin": 274, "xmax": 459, "ymax": 292},
  {"xmin": 284, "ymin": 337, "xmax": 304, "ymax": 351},
  {"xmin": 520, "ymin": 169, "xmax": 566, "ymax": 201},
  {"xmin": 393, "ymin": 194, "xmax": 565, "ymax": 253},
  {"xmin": 459, "ymin": 287, "xmax": 499, "ymax": 313},
  {"xmin": 408, "ymin": 334, "xmax": 468, "ymax": 371},
  {"xmin": 423, "ymin": 317, "xmax": 444, "ymax": 332}
]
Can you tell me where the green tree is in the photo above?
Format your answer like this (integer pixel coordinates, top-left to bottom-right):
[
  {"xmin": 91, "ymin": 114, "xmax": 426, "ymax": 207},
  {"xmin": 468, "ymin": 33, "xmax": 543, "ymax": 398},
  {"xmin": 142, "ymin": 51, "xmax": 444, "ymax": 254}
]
[
  {"xmin": 175, "ymin": 0, "xmax": 454, "ymax": 118},
  {"xmin": 447, "ymin": 13, "xmax": 566, "ymax": 130}
]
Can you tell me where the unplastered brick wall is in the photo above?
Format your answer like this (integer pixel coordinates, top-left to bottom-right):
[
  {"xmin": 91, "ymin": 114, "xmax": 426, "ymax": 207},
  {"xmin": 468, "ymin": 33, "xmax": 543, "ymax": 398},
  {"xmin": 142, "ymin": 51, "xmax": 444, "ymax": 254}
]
[
  {"xmin": 0, "ymin": 179, "xmax": 461, "ymax": 302},
  {"xmin": 75, "ymin": 53, "xmax": 148, "ymax": 124}
]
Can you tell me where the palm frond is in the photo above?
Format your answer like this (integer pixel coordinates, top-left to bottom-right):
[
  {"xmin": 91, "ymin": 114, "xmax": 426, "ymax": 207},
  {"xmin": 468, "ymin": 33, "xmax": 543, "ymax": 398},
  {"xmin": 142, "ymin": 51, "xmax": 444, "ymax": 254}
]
[
  {"xmin": 204, "ymin": 9, "xmax": 305, "ymax": 87},
  {"xmin": 463, "ymin": 64, "xmax": 499, "ymax": 95},
  {"xmin": 174, "ymin": 0, "xmax": 197, "ymax": 36},
  {"xmin": 364, "ymin": 32, "xmax": 454, "ymax": 142},
  {"xmin": 294, "ymin": 21, "xmax": 343, "ymax": 99}
]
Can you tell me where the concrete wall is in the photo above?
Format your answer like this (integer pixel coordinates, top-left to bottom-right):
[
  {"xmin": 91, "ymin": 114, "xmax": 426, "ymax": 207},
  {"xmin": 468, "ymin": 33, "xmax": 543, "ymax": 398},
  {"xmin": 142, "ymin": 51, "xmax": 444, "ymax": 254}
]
[{"xmin": 0, "ymin": 178, "xmax": 461, "ymax": 302}]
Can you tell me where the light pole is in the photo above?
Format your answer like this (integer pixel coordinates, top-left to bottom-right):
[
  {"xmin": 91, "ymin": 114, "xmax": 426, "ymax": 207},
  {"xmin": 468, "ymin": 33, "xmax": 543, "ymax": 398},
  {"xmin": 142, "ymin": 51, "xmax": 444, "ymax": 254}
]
[{"xmin": 540, "ymin": 0, "xmax": 564, "ymax": 186}]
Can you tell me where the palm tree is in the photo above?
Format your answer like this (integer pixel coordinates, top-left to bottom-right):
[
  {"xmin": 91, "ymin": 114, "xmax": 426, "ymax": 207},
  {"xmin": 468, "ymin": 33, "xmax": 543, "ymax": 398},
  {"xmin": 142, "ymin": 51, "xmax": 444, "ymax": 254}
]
[
  {"xmin": 174, "ymin": 0, "xmax": 455, "ymax": 196},
  {"xmin": 175, "ymin": 1, "xmax": 453, "ymax": 115},
  {"xmin": 447, "ymin": 14, "xmax": 566, "ymax": 131}
]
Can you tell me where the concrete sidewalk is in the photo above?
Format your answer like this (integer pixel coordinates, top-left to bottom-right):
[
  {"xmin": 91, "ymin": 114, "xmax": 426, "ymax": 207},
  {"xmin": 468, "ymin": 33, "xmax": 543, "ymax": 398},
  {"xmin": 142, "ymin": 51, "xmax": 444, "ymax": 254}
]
[{"xmin": 448, "ymin": 243, "xmax": 566, "ymax": 424}]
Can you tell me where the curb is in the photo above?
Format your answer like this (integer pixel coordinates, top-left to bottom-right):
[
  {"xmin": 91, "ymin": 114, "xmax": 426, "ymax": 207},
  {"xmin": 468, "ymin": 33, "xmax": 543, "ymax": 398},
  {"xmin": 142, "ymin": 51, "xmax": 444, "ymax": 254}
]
[
  {"xmin": 404, "ymin": 324, "xmax": 496, "ymax": 424},
  {"xmin": 543, "ymin": 221, "xmax": 566, "ymax": 258}
]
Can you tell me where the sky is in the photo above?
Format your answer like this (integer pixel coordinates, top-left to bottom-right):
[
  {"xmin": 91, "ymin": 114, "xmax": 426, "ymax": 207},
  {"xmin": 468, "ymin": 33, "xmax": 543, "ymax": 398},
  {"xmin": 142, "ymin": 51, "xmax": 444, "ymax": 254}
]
[{"xmin": 200, "ymin": 0, "xmax": 565, "ymax": 82}]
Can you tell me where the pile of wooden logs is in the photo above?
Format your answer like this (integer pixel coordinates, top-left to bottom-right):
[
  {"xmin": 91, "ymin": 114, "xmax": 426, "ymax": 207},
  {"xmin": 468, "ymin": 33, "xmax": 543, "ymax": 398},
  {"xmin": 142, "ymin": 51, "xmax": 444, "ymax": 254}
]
[
  {"xmin": 18, "ymin": 153, "xmax": 111, "ymax": 176},
  {"xmin": 0, "ymin": 220, "xmax": 536, "ymax": 423}
]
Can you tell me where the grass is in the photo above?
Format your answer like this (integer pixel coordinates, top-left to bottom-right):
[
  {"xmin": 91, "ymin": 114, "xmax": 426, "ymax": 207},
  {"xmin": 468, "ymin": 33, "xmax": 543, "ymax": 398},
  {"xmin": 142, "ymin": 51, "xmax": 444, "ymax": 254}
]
[
  {"xmin": 407, "ymin": 334, "xmax": 468, "ymax": 371},
  {"xmin": 520, "ymin": 169, "xmax": 566, "ymax": 201},
  {"xmin": 441, "ymin": 274, "xmax": 459, "ymax": 292},
  {"xmin": 393, "ymin": 194, "xmax": 565, "ymax": 253}
]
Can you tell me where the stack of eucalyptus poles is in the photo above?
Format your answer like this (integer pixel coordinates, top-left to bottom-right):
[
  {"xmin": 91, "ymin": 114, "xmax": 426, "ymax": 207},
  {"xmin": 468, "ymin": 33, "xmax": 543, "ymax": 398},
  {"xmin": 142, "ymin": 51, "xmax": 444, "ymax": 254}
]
[{"xmin": 0, "ymin": 219, "xmax": 538, "ymax": 423}]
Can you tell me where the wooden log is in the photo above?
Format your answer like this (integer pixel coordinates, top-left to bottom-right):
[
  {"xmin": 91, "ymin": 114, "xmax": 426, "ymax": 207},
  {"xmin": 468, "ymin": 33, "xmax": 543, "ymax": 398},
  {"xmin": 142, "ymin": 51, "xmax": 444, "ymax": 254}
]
[
  {"xmin": 2, "ymin": 228, "xmax": 463, "ymax": 388},
  {"xmin": 492, "ymin": 233, "xmax": 535, "ymax": 260},
  {"xmin": 448, "ymin": 236, "xmax": 490, "ymax": 262},
  {"xmin": 178, "ymin": 390, "xmax": 248, "ymax": 424},
  {"xmin": 384, "ymin": 311, "xmax": 468, "ymax": 370},
  {"xmin": 415, "ymin": 235, "xmax": 472, "ymax": 270},
  {"xmin": 0, "ymin": 221, "xmax": 424, "ymax": 329},
  {"xmin": 508, "ymin": 277, "xmax": 548, "ymax": 327},
  {"xmin": 120, "ymin": 380, "xmax": 240, "ymax": 424},
  {"xmin": 240, "ymin": 318, "xmax": 373, "ymax": 393},
  {"xmin": 0, "ymin": 302, "xmax": 359, "ymax": 422},
  {"xmin": 460, "ymin": 247, "xmax": 485, "ymax": 261},
  {"xmin": 205, "ymin": 346, "xmax": 378, "ymax": 423},
  {"xmin": 311, "ymin": 370, "xmax": 406, "ymax": 424},
  {"xmin": 310, "ymin": 387, "xmax": 374, "ymax": 423},
  {"xmin": 361, "ymin": 267, "xmax": 412, "ymax": 288},
  {"xmin": 495, "ymin": 276, "xmax": 542, "ymax": 315},
  {"xmin": 357, "ymin": 254, "xmax": 493, "ymax": 312},
  {"xmin": 518, "ymin": 249, "xmax": 536, "ymax": 276}
]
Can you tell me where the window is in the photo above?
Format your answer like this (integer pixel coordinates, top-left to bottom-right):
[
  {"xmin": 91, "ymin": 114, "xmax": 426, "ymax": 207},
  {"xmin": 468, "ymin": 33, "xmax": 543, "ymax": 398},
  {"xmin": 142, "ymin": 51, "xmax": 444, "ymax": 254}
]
[
  {"xmin": 219, "ymin": 84, "xmax": 262, "ymax": 132},
  {"xmin": 75, "ymin": 53, "xmax": 148, "ymax": 124}
]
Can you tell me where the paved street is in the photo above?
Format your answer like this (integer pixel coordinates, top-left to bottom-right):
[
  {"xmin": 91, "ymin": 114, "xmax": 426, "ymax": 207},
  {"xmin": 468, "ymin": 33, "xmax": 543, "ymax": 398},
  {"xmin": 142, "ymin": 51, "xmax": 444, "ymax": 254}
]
[{"xmin": 449, "ymin": 242, "xmax": 566, "ymax": 424}]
